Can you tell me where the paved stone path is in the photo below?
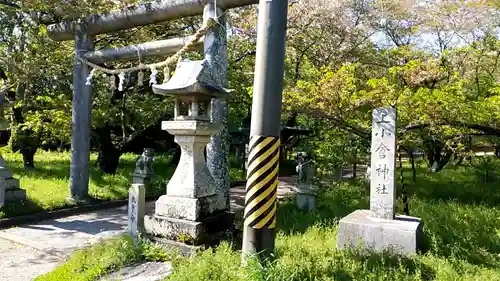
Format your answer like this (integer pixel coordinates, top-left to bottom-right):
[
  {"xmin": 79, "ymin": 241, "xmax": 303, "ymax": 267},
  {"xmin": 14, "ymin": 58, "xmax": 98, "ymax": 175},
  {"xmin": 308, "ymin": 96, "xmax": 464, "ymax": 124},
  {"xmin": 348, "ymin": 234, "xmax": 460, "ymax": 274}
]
[
  {"xmin": 0, "ymin": 177, "xmax": 298, "ymax": 280},
  {"xmin": 0, "ymin": 237, "xmax": 61, "ymax": 281},
  {"xmin": 0, "ymin": 204, "xmax": 138, "ymax": 280},
  {"xmin": 230, "ymin": 176, "xmax": 296, "ymax": 206}
]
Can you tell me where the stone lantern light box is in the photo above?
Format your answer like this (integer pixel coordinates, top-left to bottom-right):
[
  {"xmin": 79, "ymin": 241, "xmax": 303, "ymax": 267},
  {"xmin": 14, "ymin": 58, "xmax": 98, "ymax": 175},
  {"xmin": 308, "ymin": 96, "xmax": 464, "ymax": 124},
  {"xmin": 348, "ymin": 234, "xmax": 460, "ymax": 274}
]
[{"xmin": 154, "ymin": 59, "xmax": 231, "ymax": 121}]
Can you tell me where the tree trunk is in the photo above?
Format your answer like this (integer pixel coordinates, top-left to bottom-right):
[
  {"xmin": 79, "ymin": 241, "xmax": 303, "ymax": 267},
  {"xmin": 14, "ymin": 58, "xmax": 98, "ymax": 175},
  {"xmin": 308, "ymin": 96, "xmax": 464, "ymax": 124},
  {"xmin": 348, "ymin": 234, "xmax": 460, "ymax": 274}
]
[
  {"xmin": 95, "ymin": 125, "xmax": 122, "ymax": 174},
  {"xmin": 410, "ymin": 151, "xmax": 416, "ymax": 183},
  {"xmin": 424, "ymin": 140, "xmax": 442, "ymax": 167},
  {"xmin": 98, "ymin": 148, "xmax": 121, "ymax": 174},
  {"xmin": 466, "ymin": 135, "xmax": 473, "ymax": 162},
  {"xmin": 429, "ymin": 149, "xmax": 453, "ymax": 172},
  {"xmin": 399, "ymin": 151, "xmax": 410, "ymax": 216},
  {"xmin": 12, "ymin": 82, "xmax": 40, "ymax": 170},
  {"xmin": 438, "ymin": 149, "xmax": 454, "ymax": 171},
  {"xmin": 424, "ymin": 138, "xmax": 453, "ymax": 172},
  {"xmin": 20, "ymin": 147, "xmax": 36, "ymax": 170}
]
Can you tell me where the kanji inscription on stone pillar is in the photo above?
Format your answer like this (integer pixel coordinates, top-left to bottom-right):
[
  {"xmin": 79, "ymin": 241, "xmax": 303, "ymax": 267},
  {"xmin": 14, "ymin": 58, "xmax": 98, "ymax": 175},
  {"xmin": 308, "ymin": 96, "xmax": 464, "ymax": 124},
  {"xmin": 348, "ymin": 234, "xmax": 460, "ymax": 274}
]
[{"xmin": 370, "ymin": 107, "xmax": 397, "ymax": 219}]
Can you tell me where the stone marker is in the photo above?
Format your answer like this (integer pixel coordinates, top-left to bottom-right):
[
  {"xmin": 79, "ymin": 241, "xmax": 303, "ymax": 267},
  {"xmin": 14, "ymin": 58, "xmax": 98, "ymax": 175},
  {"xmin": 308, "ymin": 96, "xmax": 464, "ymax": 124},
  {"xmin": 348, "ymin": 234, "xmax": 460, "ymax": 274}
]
[
  {"xmin": 370, "ymin": 108, "xmax": 397, "ymax": 219},
  {"xmin": 336, "ymin": 107, "xmax": 423, "ymax": 255},
  {"xmin": 293, "ymin": 152, "xmax": 318, "ymax": 211},
  {"xmin": 132, "ymin": 148, "xmax": 155, "ymax": 189},
  {"xmin": 129, "ymin": 184, "xmax": 146, "ymax": 238}
]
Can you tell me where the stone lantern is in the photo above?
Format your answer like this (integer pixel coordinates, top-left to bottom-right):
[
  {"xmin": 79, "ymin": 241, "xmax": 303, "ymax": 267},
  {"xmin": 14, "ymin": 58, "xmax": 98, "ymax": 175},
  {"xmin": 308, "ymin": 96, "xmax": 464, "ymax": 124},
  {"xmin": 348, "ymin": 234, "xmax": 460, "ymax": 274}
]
[
  {"xmin": 0, "ymin": 94, "xmax": 26, "ymax": 207},
  {"xmin": 144, "ymin": 59, "xmax": 233, "ymax": 249}
]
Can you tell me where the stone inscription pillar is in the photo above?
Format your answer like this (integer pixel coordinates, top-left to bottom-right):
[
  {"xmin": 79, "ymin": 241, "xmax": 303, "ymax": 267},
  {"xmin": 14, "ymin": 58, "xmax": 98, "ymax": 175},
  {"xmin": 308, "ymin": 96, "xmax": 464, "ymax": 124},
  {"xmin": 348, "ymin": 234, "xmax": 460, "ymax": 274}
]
[{"xmin": 369, "ymin": 107, "xmax": 397, "ymax": 220}]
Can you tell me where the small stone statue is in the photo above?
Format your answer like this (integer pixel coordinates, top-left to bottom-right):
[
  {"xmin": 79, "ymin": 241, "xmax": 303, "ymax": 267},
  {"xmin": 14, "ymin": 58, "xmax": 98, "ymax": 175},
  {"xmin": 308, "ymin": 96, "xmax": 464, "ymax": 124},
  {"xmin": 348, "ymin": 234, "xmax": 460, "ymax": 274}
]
[
  {"xmin": 296, "ymin": 152, "xmax": 315, "ymax": 186},
  {"xmin": 294, "ymin": 152, "xmax": 317, "ymax": 211},
  {"xmin": 134, "ymin": 148, "xmax": 155, "ymax": 175}
]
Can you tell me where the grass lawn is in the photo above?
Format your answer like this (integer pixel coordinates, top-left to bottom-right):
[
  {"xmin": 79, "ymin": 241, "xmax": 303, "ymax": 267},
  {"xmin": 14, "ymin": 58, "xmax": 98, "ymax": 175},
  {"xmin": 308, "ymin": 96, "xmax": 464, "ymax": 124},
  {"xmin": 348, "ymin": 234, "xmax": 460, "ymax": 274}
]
[
  {"xmin": 36, "ymin": 158, "xmax": 500, "ymax": 281},
  {"xmin": 0, "ymin": 149, "xmax": 246, "ymax": 219},
  {"xmin": 0, "ymin": 149, "xmax": 174, "ymax": 219}
]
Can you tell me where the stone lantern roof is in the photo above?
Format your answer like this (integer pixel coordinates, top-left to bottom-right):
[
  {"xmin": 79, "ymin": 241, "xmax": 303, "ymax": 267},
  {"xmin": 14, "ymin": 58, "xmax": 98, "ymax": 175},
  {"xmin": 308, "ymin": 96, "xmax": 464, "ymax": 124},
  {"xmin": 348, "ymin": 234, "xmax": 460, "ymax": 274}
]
[{"xmin": 152, "ymin": 59, "xmax": 232, "ymax": 100}]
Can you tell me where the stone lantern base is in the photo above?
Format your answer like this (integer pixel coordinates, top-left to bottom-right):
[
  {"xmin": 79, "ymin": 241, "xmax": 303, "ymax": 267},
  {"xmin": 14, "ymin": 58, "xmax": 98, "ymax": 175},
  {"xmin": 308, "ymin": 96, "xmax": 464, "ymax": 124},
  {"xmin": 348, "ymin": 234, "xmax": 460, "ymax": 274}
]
[
  {"xmin": 144, "ymin": 211, "xmax": 233, "ymax": 247},
  {"xmin": 294, "ymin": 185, "xmax": 318, "ymax": 211},
  {"xmin": 144, "ymin": 120, "xmax": 233, "ymax": 250}
]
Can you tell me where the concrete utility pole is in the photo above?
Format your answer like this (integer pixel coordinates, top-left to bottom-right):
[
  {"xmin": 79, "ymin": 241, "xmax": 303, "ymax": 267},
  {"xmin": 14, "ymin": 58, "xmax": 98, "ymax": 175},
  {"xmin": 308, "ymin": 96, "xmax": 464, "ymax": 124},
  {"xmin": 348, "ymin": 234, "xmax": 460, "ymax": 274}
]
[
  {"xmin": 242, "ymin": 0, "xmax": 288, "ymax": 260},
  {"xmin": 70, "ymin": 28, "xmax": 95, "ymax": 201}
]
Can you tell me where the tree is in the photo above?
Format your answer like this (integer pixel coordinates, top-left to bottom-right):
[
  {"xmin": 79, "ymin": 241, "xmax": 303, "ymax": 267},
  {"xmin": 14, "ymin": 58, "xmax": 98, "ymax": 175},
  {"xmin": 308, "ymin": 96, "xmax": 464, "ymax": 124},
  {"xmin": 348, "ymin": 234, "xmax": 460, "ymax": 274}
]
[
  {"xmin": 0, "ymin": 1, "xmax": 117, "ymax": 168},
  {"xmin": 0, "ymin": 1, "xmax": 200, "ymax": 173}
]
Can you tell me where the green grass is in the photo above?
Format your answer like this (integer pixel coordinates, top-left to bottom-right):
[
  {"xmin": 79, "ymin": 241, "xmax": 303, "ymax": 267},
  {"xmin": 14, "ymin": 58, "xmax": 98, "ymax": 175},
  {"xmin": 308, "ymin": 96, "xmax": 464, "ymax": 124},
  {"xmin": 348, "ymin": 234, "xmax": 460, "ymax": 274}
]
[
  {"xmin": 36, "ymin": 158, "xmax": 500, "ymax": 280},
  {"xmin": 0, "ymin": 150, "xmax": 247, "ymax": 218},
  {"xmin": 33, "ymin": 235, "xmax": 142, "ymax": 281},
  {"xmin": 229, "ymin": 159, "xmax": 246, "ymax": 182},
  {"xmin": 0, "ymin": 149, "xmax": 175, "ymax": 218}
]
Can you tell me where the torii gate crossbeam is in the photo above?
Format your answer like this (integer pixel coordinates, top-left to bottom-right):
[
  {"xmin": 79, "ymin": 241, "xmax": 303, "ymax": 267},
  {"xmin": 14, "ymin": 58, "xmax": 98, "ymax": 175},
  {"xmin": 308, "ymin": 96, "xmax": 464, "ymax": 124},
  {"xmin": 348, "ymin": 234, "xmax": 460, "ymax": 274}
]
[{"xmin": 47, "ymin": 0, "xmax": 259, "ymax": 42}]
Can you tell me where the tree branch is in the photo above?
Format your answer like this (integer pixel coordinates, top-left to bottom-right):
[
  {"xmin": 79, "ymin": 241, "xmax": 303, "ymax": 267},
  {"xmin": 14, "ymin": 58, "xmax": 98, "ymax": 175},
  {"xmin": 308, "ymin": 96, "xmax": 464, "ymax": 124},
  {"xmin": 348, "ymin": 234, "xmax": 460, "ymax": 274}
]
[
  {"xmin": 405, "ymin": 122, "xmax": 500, "ymax": 136},
  {"xmin": 233, "ymin": 50, "xmax": 256, "ymax": 63},
  {"xmin": 0, "ymin": 0, "xmax": 20, "ymax": 8},
  {"xmin": 292, "ymin": 107, "xmax": 371, "ymax": 140}
]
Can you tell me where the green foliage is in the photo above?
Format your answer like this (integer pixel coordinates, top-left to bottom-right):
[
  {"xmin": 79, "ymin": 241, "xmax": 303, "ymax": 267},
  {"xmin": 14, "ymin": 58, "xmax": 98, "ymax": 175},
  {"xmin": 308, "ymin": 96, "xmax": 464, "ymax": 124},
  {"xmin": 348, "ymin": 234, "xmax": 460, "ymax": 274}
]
[
  {"xmin": 34, "ymin": 235, "xmax": 141, "ymax": 281},
  {"xmin": 285, "ymin": 39, "xmax": 500, "ymax": 166},
  {"xmin": 139, "ymin": 240, "xmax": 181, "ymax": 263},
  {"xmin": 2, "ymin": 0, "xmax": 499, "ymax": 170},
  {"xmin": 170, "ymin": 163, "xmax": 500, "ymax": 281},
  {"xmin": 0, "ymin": 1, "xmax": 203, "ymax": 155},
  {"xmin": 3, "ymin": 1, "xmax": 499, "ymax": 279},
  {"xmin": 166, "ymin": 243, "xmax": 245, "ymax": 281},
  {"xmin": 470, "ymin": 156, "xmax": 498, "ymax": 183},
  {"xmin": 229, "ymin": 154, "xmax": 246, "ymax": 181},
  {"xmin": 40, "ymin": 161, "xmax": 500, "ymax": 281}
]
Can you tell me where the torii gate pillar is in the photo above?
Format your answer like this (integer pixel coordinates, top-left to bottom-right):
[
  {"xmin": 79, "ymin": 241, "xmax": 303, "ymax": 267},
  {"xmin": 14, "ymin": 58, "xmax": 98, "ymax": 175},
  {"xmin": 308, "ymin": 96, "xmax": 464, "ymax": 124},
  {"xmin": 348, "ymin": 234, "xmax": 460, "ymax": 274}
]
[
  {"xmin": 204, "ymin": 4, "xmax": 230, "ymax": 210},
  {"xmin": 69, "ymin": 28, "xmax": 95, "ymax": 202}
]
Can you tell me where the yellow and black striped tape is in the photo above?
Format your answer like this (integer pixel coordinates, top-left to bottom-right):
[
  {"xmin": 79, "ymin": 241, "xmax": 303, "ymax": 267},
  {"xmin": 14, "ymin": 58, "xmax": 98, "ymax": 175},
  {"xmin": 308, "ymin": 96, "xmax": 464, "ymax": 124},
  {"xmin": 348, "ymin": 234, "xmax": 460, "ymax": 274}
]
[{"xmin": 244, "ymin": 135, "xmax": 280, "ymax": 229}]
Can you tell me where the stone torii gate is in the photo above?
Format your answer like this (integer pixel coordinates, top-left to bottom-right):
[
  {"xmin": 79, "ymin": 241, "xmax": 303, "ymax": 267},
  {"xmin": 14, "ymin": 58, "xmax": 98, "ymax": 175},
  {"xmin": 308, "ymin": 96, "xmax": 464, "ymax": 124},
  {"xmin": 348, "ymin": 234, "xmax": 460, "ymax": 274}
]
[{"xmin": 46, "ymin": 0, "xmax": 258, "ymax": 202}]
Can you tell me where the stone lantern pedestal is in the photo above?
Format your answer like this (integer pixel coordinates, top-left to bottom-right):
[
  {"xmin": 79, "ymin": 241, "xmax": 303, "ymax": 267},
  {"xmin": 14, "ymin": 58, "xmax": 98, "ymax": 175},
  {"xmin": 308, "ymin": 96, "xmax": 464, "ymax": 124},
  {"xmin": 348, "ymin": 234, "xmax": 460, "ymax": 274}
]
[
  {"xmin": 0, "ymin": 160, "xmax": 26, "ymax": 207},
  {"xmin": 144, "ymin": 59, "xmax": 233, "ymax": 248},
  {"xmin": 0, "ymin": 95, "xmax": 26, "ymax": 207}
]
